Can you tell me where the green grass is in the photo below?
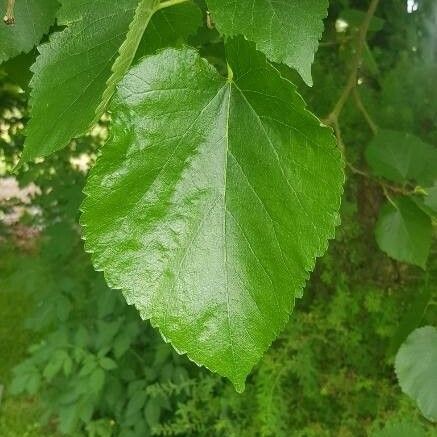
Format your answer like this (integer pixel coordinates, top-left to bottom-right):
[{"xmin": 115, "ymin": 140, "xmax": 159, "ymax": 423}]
[{"xmin": 0, "ymin": 289, "xmax": 52, "ymax": 436}]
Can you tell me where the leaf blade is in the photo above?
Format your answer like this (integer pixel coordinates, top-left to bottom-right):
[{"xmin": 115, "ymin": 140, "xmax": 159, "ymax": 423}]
[
  {"xmin": 81, "ymin": 41, "xmax": 343, "ymax": 389},
  {"xmin": 375, "ymin": 197, "xmax": 432, "ymax": 268}
]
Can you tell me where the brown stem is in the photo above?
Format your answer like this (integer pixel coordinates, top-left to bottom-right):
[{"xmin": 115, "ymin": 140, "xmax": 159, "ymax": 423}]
[
  {"xmin": 321, "ymin": 1, "xmax": 415, "ymax": 202},
  {"xmin": 325, "ymin": 0, "xmax": 380, "ymax": 125},
  {"xmin": 347, "ymin": 161, "xmax": 415, "ymax": 196}
]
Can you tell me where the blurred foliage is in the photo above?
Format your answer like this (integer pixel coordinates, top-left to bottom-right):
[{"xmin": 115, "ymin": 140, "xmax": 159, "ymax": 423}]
[{"xmin": 1, "ymin": 0, "xmax": 437, "ymax": 436}]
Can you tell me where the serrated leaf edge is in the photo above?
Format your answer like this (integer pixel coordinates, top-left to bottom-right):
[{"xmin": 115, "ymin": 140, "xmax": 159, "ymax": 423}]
[{"xmin": 80, "ymin": 46, "xmax": 344, "ymax": 391}]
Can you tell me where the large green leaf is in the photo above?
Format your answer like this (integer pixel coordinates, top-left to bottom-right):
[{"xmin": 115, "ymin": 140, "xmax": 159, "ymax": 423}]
[
  {"xmin": 375, "ymin": 197, "xmax": 432, "ymax": 268},
  {"xmin": 82, "ymin": 39, "xmax": 343, "ymax": 390},
  {"xmin": 205, "ymin": 0, "xmax": 328, "ymax": 86},
  {"xmin": 395, "ymin": 326, "xmax": 437, "ymax": 422},
  {"xmin": 366, "ymin": 130, "xmax": 437, "ymax": 186},
  {"xmin": 0, "ymin": 0, "xmax": 58, "ymax": 64}
]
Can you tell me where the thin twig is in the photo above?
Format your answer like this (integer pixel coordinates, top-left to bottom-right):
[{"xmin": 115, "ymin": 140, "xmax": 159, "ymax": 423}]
[
  {"xmin": 332, "ymin": 119, "xmax": 345, "ymax": 153},
  {"xmin": 321, "ymin": 0, "xmax": 414, "ymax": 202},
  {"xmin": 382, "ymin": 184, "xmax": 397, "ymax": 208},
  {"xmin": 347, "ymin": 161, "xmax": 415, "ymax": 196},
  {"xmin": 347, "ymin": 162, "xmax": 369, "ymax": 178},
  {"xmin": 325, "ymin": 0, "xmax": 380, "ymax": 126}
]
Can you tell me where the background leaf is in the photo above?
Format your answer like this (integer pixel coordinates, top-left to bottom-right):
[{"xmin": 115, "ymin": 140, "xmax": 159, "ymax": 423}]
[
  {"xmin": 395, "ymin": 326, "xmax": 437, "ymax": 422},
  {"xmin": 375, "ymin": 197, "xmax": 432, "ymax": 268},
  {"xmin": 366, "ymin": 130, "xmax": 437, "ymax": 186},
  {"xmin": 205, "ymin": 0, "xmax": 328, "ymax": 85},
  {"xmin": 82, "ymin": 40, "xmax": 343, "ymax": 391}
]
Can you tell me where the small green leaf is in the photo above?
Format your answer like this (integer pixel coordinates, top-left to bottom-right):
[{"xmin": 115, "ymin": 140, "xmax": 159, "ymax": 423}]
[
  {"xmin": 79, "ymin": 358, "xmax": 97, "ymax": 377},
  {"xmin": 126, "ymin": 390, "xmax": 147, "ymax": 417},
  {"xmin": 43, "ymin": 351, "xmax": 65, "ymax": 381},
  {"xmin": 82, "ymin": 40, "xmax": 343, "ymax": 390},
  {"xmin": 145, "ymin": 399, "xmax": 162, "ymax": 427},
  {"xmin": 375, "ymin": 197, "xmax": 432, "ymax": 268},
  {"xmin": 59, "ymin": 404, "xmax": 80, "ymax": 435},
  {"xmin": 99, "ymin": 357, "xmax": 118, "ymax": 370},
  {"xmin": 395, "ymin": 326, "xmax": 437, "ymax": 422},
  {"xmin": 206, "ymin": 0, "xmax": 328, "ymax": 85},
  {"xmin": 366, "ymin": 130, "xmax": 437, "ymax": 186},
  {"xmin": 89, "ymin": 368, "xmax": 105, "ymax": 393},
  {"xmin": 63, "ymin": 355, "xmax": 73, "ymax": 376},
  {"xmin": 0, "ymin": 0, "xmax": 58, "ymax": 64}
]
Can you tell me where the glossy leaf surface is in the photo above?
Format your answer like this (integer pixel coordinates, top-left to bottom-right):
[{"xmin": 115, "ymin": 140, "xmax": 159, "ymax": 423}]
[
  {"xmin": 206, "ymin": 0, "xmax": 328, "ymax": 85},
  {"xmin": 375, "ymin": 197, "xmax": 432, "ymax": 268},
  {"xmin": 82, "ymin": 40, "xmax": 343, "ymax": 390},
  {"xmin": 395, "ymin": 326, "xmax": 437, "ymax": 422},
  {"xmin": 0, "ymin": 0, "xmax": 58, "ymax": 64}
]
